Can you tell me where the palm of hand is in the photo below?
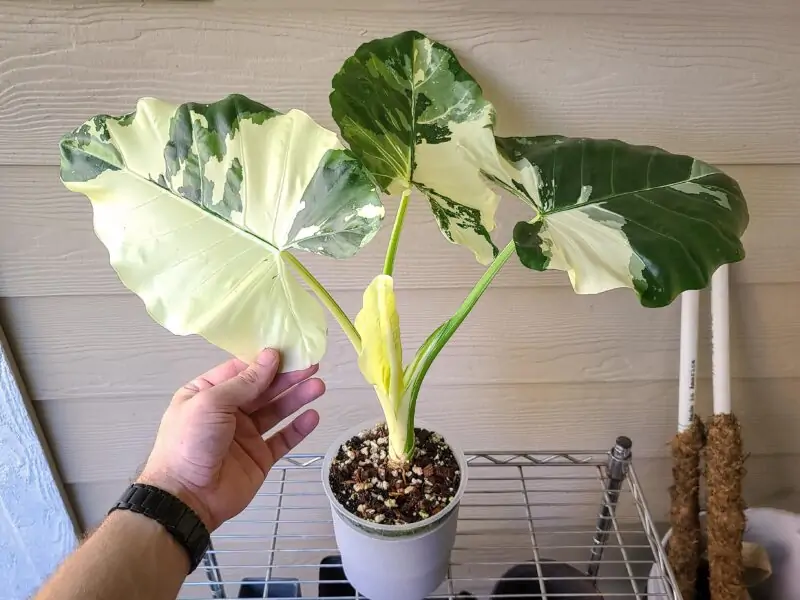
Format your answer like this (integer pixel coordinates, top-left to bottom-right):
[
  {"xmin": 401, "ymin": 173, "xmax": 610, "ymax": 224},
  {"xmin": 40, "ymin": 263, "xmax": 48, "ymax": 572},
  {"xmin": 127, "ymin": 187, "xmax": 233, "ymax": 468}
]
[
  {"xmin": 173, "ymin": 406, "xmax": 273, "ymax": 527},
  {"xmin": 141, "ymin": 350, "xmax": 323, "ymax": 531}
]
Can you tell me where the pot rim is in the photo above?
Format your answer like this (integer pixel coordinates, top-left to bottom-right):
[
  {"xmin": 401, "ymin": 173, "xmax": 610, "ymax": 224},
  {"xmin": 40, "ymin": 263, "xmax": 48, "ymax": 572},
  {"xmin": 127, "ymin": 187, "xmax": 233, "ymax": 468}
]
[
  {"xmin": 321, "ymin": 419, "xmax": 468, "ymax": 535},
  {"xmin": 647, "ymin": 506, "xmax": 780, "ymax": 593}
]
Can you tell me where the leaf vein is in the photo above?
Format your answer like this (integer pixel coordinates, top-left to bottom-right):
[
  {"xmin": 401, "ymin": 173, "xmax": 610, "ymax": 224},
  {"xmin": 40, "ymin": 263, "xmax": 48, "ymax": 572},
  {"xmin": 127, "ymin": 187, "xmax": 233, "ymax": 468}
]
[
  {"xmin": 543, "ymin": 173, "xmax": 736, "ymax": 216},
  {"xmin": 277, "ymin": 257, "xmax": 313, "ymax": 359}
]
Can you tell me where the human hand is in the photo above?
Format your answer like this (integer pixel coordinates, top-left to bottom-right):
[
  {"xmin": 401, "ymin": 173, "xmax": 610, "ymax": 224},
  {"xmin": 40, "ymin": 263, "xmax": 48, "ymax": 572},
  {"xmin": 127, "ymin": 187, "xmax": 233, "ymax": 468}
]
[{"xmin": 138, "ymin": 349, "xmax": 324, "ymax": 531}]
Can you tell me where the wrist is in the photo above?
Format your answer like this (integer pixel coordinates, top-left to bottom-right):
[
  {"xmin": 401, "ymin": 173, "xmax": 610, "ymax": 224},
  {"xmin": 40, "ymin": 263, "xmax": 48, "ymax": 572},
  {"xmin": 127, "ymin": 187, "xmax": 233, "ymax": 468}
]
[
  {"xmin": 137, "ymin": 470, "xmax": 213, "ymax": 530},
  {"xmin": 105, "ymin": 508, "xmax": 191, "ymax": 573},
  {"xmin": 111, "ymin": 482, "xmax": 212, "ymax": 574}
]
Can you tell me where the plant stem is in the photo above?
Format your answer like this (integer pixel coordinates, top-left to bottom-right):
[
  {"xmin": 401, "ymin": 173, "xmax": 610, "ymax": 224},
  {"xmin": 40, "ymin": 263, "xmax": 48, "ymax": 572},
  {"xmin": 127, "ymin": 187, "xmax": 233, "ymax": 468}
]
[
  {"xmin": 383, "ymin": 188, "xmax": 411, "ymax": 277},
  {"xmin": 406, "ymin": 240, "xmax": 517, "ymax": 408},
  {"xmin": 283, "ymin": 251, "xmax": 361, "ymax": 353},
  {"xmin": 403, "ymin": 323, "xmax": 446, "ymax": 389}
]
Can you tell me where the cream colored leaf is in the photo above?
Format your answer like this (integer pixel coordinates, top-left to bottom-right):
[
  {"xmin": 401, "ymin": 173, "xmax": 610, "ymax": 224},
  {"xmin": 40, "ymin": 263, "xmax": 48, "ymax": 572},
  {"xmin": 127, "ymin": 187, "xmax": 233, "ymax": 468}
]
[
  {"xmin": 354, "ymin": 275, "xmax": 404, "ymax": 405},
  {"xmin": 86, "ymin": 171, "xmax": 326, "ymax": 370},
  {"xmin": 60, "ymin": 95, "xmax": 383, "ymax": 370}
]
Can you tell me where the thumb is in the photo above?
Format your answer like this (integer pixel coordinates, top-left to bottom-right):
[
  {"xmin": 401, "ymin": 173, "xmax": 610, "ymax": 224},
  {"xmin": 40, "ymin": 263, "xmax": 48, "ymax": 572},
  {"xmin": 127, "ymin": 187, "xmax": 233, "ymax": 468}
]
[{"xmin": 203, "ymin": 349, "xmax": 280, "ymax": 410}]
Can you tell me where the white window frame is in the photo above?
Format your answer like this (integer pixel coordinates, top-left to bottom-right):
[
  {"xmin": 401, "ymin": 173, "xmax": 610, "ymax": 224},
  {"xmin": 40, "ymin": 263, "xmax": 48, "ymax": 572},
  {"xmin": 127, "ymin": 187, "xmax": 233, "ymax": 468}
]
[{"xmin": 0, "ymin": 324, "xmax": 79, "ymax": 599}]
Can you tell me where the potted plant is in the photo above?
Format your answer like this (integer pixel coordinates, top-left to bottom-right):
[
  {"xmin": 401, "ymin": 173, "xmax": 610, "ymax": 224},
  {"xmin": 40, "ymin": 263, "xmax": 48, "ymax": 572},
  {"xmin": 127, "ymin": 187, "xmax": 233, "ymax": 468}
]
[{"xmin": 59, "ymin": 30, "xmax": 748, "ymax": 600}]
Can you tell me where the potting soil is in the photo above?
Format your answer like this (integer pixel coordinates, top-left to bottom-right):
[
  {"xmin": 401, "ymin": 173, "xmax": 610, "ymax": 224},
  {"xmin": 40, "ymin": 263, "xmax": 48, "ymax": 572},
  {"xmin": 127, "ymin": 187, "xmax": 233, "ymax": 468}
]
[{"xmin": 329, "ymin": 424, "xmax": 461, "ymax": 525}]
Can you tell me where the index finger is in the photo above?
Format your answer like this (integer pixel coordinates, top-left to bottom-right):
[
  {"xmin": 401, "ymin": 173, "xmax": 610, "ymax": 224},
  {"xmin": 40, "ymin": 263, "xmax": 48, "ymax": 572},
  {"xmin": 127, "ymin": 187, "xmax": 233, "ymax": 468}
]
[
  {"xmin": 243, "ymin": 364, "xmax": 320, "ymax": 414},
  {"xmin": 174, "ymin": 356, "xmax": 249, "ymax": 401}
]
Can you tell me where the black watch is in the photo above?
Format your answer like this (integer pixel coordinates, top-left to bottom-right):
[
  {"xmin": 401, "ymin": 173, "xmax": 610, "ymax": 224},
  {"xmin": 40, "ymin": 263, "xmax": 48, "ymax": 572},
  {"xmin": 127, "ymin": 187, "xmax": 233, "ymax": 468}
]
[{"xmin": 109, "ymin": 483, "xmax": 211, "ymax": 573}]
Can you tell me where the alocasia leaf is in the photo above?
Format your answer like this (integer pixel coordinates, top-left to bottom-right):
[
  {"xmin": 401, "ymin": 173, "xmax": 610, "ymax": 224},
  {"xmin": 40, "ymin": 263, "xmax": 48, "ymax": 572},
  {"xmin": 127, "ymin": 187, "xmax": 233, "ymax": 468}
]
[
  {"xmin": 330, "ymin": 30, "xmax": 507, "ymax": 265},
  {"xmin": 491, "ymin": 136, "xmax": 748, "ymax": 308},
  {"xmin": 60, "ymin": 94, "xmax": 384, "ymax": 371},
  {"xmin": 354, "ymin": 275, "xmax": 407, "ymax": 459}
]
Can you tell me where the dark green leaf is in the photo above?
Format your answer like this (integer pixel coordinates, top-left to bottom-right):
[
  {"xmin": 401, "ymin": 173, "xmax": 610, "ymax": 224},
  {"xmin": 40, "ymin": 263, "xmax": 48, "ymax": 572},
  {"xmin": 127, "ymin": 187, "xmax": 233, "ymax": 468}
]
[
  {"xmin": 496, "ymin": 136, "xmax": 749, "ymax": 307},
  {"xmin": 330, "ymin": 30, "xmax": 506, "ymax": 264}
]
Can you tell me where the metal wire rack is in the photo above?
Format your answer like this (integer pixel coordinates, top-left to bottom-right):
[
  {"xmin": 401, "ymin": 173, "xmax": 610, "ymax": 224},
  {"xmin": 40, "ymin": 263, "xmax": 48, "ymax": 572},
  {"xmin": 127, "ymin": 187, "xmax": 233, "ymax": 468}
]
[{"xmin": 178, "ymin": 437, "xmax": 680, "ymax": 599}]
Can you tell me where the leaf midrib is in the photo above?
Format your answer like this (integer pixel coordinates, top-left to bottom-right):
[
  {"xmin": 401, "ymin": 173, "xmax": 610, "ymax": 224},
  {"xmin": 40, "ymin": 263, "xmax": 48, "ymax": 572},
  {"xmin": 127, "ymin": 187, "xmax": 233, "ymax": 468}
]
[
  {"xmin": 111, "ymin": 160, "xmax": 282, "ymax": 255},
  {"xmin": 536, "ymin": 180, "xmax": 733, "ymax": 259},
  {"xmin": 87, "ymin": 158, "xmax": 326, "ymax": 358},
  {"xmin": 539, "ymin": 169, "xmax": 734, "ymax": 218},
  {"xmin": 407, "ymin": 35, "xmax": 418, "ymax": 186},
  {"xmin": 271, "ymin": 114, "xmax": 295, "ymax": 245}
]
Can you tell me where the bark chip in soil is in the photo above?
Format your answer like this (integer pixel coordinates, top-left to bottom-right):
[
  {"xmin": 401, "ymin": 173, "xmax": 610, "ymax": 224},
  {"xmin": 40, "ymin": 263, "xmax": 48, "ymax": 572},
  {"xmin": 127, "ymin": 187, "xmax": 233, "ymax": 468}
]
[{"xmin": 329, "ymin": 424, "xmax": 461, "ymax": 525}]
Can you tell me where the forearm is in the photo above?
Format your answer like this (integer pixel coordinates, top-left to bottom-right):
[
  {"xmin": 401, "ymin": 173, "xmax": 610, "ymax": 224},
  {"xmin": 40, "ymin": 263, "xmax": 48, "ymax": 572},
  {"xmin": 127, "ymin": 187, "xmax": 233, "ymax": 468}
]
[
  {"xmin": 32, "ymin": 350, "xmax": 323, "ymax": 600},
  {"xmin": 34, "ymin": 510, "xmax": 188, "ymax": 600}
]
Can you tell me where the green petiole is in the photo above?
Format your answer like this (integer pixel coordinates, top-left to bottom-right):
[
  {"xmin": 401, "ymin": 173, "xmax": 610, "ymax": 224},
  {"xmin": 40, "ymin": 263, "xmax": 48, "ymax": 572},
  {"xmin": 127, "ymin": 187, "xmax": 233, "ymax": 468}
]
[
  {"xmin": 284, "ymin": 251, "xmax": 362, "ymax": 354},
  {"xmin": 383, "ymin": 188, "xmax": 411, "ymax": 277},
  {"xmin": 403, "ymin": 239, "xmax": 517, "ymax": 445}
]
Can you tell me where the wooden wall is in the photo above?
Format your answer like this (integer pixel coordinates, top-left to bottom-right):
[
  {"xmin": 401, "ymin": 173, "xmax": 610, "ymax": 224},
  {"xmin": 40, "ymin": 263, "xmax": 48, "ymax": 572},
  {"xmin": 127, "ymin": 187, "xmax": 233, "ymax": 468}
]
[{"xmin": 0, "ymin": 0, "xmax": 799, "ymax": 532}]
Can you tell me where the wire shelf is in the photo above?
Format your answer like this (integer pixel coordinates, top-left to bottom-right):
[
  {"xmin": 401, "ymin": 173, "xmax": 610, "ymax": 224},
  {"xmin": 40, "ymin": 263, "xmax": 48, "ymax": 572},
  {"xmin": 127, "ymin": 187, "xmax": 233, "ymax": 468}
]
[{"xmin": 179, "ymin": 442, "xmax": 681, "ymax": 599}]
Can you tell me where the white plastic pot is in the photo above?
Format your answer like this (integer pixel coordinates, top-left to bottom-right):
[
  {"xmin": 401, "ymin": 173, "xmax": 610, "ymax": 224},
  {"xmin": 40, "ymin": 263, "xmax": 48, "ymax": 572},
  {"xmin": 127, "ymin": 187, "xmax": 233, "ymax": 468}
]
[
  {"xmin": 321, "ymin": 421, "xmax": 468, "ymax": 600},
  {"xmin": 648, "ymin": 507, "xmax": 800, "ymax": 599}
]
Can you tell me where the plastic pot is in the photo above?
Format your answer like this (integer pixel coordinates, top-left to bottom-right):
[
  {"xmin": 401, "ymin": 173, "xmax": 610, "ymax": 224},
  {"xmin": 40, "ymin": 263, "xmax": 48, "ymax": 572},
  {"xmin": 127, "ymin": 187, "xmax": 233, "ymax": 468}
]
[
  {"xmin": 321, "ymin": 421, "xmax": 468, "ymax": 600},
  {"xmin": 648, "ymin": 507, "xmax": 800, "ymax": 599}
]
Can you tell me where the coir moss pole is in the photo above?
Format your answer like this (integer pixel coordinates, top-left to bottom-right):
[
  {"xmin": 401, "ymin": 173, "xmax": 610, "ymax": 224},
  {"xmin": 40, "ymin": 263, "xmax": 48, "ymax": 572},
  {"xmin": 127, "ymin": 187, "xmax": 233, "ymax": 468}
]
[
  {"xmin": 668, "ymin": 290, "xmax": 703, "ymax": 600},
  {"xmin": 706, "ymin": 265, "xmax": 745, "ymax": 600},
  {"xmin": 668, "ymin": 415, "xmax": 705, "ymax": 600},
  {"xmin": 705, "ymin": 414, "xmax": 745, "ymax": 600}
]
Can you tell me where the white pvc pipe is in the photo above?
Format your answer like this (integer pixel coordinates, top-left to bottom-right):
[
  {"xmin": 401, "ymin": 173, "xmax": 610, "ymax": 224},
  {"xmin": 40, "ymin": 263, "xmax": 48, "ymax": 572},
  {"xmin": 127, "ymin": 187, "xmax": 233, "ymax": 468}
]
[
  {"xmin": 711, "ymin": 264, "xmax": 731, "ymax": 415},
  {"xmin": 678, "ymin": 289, "xmax": 700, "ymax": 432}
]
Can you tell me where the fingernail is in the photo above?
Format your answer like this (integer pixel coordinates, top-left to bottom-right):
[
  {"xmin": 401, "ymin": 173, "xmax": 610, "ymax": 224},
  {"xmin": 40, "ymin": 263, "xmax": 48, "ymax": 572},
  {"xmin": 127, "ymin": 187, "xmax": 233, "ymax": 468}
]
[{"xmin": 257, "ymin": 348, "xmax": 280, "ymax": 366}]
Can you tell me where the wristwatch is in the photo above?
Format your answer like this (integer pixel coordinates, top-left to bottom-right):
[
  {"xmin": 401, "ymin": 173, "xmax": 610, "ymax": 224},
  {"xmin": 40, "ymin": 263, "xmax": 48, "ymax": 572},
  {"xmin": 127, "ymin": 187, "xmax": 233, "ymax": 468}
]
[{"xmin": 109, "ymin": 483, "xmax": 211, "ymax": 573}]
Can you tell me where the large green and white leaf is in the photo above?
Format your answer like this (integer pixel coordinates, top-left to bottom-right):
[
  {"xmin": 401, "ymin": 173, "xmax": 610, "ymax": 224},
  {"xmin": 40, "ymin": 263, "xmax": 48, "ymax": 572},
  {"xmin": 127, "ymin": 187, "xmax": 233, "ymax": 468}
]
[
  {"xmin": 492, "ymin": 136, "xmax": 748, "ymax": 308},
  {"xmin": 59, "ymin": 94, "xmax": 384, "ymax": 370},
  {"xmin": 330, "ymin": 30, "xmax": 507, "ymax": 265}
]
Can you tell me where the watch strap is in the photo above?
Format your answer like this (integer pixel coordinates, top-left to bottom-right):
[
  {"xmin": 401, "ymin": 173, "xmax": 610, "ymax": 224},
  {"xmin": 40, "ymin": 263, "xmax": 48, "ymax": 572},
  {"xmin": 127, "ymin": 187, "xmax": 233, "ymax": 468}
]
[{"xmin": 109, "ymin": 483, "xmax": 210, "ymax": 573}]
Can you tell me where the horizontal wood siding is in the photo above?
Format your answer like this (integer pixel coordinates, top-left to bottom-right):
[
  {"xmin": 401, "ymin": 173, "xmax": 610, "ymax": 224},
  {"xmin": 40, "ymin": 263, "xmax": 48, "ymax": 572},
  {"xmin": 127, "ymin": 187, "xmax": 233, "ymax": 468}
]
[
  {"xmin": 0, "ymin": 0, "xmax": 797, "ymax": 534},
  {"xmin": 0, "ymin": 4, "xmax": 798, "ymax": 165}
]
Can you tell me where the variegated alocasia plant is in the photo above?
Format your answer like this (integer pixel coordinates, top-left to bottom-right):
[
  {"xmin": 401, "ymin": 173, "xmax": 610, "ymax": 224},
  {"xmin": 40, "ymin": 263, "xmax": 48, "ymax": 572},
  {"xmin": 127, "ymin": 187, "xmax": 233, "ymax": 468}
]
[{"xmin": 60, "ymin": 30, "xmax": 748, "ymax": 467}]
